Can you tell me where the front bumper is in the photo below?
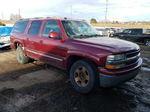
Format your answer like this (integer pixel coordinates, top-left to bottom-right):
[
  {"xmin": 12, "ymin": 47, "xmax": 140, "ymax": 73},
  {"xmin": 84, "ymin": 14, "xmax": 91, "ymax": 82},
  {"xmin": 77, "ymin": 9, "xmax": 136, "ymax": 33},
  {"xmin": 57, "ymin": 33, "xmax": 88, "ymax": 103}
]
[
  {"xmin": 99, "ymin": 68, "xmax": 140, "ymax": 87},
  {"xmin": 98, "ymin": 58, "xmax": 142, "ymax": 87}
]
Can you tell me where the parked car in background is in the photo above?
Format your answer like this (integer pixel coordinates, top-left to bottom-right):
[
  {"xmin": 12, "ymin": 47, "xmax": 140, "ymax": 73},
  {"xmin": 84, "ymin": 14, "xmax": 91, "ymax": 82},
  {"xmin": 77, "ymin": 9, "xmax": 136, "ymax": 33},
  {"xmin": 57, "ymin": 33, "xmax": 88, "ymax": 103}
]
[
  {"xmin": 106, "ymin": 28, "xmax": 124, "ymax": 37},
  {"xmin": 112, "ymin": 28, "xmax": 150, "ymax": 46},
  {"xmin": 94, "ymin": 27, "xmax": 105, "ymax": 36},
  {"xmin": 95, "ymin": 27, "xmax": 122, "ymax": 37},
  {"xmin": 0, "ymin": 26, "xmax": 12, "ymax": 48},
  {"xmin": 11, "ymin": 18, "xmax": 142, "ymax": 93}
]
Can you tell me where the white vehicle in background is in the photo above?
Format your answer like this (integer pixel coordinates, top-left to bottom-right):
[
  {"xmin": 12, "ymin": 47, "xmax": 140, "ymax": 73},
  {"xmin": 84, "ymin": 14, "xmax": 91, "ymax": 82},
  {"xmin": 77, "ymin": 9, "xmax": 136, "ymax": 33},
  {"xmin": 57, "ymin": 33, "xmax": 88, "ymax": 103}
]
[
  {"xmin": 94, "ymin": 27, "xmax": 107, "ymax": 36},
  {"xmin": 94, "ymin": 27, "xmax": 103, "ymax": 35},
  {"xmin": 0, "ymin": 26, "xmax": 12, "ymax": 48},
  {"xmin": 94, "ymin": 27, "xmax": 123, "ymax": 37}
]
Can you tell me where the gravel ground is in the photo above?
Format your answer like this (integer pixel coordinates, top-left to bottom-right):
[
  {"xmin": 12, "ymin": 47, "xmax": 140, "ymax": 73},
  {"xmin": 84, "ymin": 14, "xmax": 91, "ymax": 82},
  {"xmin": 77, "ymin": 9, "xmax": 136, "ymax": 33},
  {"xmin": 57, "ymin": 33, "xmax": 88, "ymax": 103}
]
[{"xmin": 0, "ymin": 45, "xmax": 150, "ymax": 112}]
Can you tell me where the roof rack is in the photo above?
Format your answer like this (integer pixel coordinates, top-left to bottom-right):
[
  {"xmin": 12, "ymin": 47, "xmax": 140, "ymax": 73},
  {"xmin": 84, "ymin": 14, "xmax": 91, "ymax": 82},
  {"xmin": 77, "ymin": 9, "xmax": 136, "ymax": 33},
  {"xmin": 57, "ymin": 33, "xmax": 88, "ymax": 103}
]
[
  {"xmin": 20, "ymin": 16, "xmax": 86, "ymax": 21},
  {"xmin": 20, "ymin": 17, "xmax": 49, "ymax": 20}
]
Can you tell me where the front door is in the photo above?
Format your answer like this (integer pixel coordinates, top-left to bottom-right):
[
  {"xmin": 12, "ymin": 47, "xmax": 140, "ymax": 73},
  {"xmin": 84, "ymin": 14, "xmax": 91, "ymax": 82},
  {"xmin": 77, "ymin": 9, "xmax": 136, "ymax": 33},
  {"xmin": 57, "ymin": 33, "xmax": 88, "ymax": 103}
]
[{"xmin": 40, "ymin": 20, "xmax": 67, "ymax": 68}]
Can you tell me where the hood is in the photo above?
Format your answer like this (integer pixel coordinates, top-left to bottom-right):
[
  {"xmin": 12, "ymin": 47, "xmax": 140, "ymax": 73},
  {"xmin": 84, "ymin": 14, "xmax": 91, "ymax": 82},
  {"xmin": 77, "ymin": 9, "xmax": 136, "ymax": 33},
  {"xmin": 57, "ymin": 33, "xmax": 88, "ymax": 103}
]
[{"xmin": 72, "ymin": 37, "xmax": 139, "ymax": 53}]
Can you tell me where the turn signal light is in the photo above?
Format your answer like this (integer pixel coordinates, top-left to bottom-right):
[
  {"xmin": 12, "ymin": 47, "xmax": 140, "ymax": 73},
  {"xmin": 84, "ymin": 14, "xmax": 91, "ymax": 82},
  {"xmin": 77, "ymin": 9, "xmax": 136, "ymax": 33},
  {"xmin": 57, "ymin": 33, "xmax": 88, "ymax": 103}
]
[{"xmin": 106, "ymin": 65, "xmax": 116, "ymax": 69}]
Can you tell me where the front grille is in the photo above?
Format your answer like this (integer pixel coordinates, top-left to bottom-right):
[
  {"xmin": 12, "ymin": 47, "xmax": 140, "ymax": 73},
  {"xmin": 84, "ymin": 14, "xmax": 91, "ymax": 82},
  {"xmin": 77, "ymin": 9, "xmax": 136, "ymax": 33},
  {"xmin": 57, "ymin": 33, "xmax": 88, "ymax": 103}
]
[
  {"xmin": 126, "ymin": 50, "xmax": 140, "ymax": 59},
  {"xmin": 125, "ymin": 50, "xmax": 140, "ymax": 67}
]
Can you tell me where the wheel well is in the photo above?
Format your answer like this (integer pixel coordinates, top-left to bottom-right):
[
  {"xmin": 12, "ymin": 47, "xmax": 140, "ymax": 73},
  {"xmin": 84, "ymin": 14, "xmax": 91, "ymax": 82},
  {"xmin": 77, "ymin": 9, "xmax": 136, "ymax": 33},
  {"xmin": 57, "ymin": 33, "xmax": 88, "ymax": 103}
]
[
  {"xmin": 67, "ymin": 55, "xmax": 98, "ymax": 71},
  {"xmin": 14, "ymin": 42, "xmax": 21, "ymax": 49}
]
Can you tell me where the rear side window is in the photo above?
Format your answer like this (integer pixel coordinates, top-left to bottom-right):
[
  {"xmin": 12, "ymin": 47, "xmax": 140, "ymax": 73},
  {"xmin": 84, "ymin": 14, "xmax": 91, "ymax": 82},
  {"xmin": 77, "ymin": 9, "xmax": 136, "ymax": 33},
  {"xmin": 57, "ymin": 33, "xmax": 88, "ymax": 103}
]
[
  {"xmin": 12, "ymin": 21, "xmax": 28, "ymax": 33},
  {"xmin": 28, "ymin": 21, "xmax": 42, "ymax": 35},
  {"xmin": 131, "ymin": 29, "xmax": 142, "ymax": 34}
]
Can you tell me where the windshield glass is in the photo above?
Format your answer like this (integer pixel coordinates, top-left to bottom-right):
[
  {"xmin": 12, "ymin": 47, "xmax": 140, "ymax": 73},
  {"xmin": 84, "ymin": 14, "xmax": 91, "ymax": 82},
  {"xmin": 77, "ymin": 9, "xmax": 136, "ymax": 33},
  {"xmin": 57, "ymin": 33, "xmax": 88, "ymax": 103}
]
[
  {"xmin": 123, "ymin": 29, "xmax": 132, "ymax": 33},
  {"xmin": 61, "ymin": 20, "xmax": 100, "ymax": 38}
]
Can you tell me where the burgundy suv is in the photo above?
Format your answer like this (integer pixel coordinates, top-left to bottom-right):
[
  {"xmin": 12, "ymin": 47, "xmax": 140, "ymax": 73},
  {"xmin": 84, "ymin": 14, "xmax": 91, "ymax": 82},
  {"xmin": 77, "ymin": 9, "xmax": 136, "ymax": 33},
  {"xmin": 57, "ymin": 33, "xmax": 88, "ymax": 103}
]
[{"xmin": 10, "ymin": 18, "xmax": 142, "ymax": 93}]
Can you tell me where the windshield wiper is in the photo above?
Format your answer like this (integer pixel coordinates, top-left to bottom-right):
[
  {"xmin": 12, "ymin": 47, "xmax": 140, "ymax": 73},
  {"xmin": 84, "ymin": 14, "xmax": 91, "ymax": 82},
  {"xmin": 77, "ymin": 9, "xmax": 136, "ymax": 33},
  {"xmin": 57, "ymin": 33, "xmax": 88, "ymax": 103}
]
[
  {"xmin": 88, "ymin": 34, "xmax": 102, "ymax": 37},
  {"xmin": 72, "ymin": 34, "xmax": 102, "ymax": 39},
  {"xmin": 72, "ymin": 34, "xmax": 89, "ymax": 38}
]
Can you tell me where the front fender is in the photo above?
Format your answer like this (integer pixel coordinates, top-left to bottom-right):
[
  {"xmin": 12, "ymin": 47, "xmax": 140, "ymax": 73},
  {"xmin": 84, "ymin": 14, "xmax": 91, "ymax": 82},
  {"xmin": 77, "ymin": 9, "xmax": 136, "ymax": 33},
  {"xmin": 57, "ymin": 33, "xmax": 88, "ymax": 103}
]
[{"xmin": 66, "ymin": 50, "xmax": 100, "ymax": 65}]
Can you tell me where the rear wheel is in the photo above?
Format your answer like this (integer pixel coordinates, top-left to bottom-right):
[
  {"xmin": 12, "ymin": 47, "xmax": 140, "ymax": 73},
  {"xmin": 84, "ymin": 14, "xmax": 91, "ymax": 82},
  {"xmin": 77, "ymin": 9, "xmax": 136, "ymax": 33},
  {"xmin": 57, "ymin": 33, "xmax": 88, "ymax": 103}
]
[
  {"xmin": 145, "ymin": 39, "xmax": 150, "ymax": 46},
  {"xmin": 69, "ymin": 60, "xmax": 98, "ymax": 93},
  {"xmin": 16, "ymin": 46, "xmax": 30, "ymax": 64}
]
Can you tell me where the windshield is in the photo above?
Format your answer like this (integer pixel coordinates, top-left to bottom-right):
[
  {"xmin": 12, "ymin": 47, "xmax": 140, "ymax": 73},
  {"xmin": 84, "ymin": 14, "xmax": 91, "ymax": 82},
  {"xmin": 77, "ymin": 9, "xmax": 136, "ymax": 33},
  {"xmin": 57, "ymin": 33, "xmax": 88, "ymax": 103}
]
[
  {"xmin": 123, "ymin": 29, "xmax": 132, "ymax": 33},
  {"xmin": 61, "ymin": 20, "xmax": 100, "ymax": 38}
]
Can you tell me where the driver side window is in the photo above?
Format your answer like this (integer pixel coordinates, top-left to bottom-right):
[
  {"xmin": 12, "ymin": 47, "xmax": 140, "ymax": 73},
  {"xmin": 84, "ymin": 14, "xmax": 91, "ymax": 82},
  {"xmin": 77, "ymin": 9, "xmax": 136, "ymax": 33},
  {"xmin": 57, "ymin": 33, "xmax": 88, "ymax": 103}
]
[{"xmin": 42, "ymin": 20, "xmax": 62, "ymax": 38}]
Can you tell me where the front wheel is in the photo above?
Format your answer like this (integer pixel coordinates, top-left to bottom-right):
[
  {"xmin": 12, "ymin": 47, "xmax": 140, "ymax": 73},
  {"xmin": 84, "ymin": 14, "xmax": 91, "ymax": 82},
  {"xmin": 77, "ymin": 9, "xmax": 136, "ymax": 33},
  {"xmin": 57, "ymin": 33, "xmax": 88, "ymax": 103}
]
[
  {"xmin": 16, "ymin": 46, "xmax": 30, "ymax": 64},
  {"xmin": 145, "ymin": 39, "xmax": 150, "ymax": 46},
  {"xmin": 69, "ymin": 60, "xmax": 98, "ymax": 94}
]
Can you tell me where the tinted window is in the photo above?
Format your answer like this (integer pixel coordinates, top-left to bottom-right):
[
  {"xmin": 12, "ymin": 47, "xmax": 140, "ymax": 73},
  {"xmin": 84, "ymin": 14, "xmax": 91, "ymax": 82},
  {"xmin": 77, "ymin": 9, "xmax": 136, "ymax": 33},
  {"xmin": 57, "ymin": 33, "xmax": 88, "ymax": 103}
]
[
  {"xmin": 28, "ymin": 21, "xmax": 42, "ymax": 35},
  {"xmin": 12, "ymin": 21, "xmax": 28, "ymax": 33},
  {"xmin": 42, "ymin": 21, "xmax": 61, "ymax": 37},
  {"xmin": 132, "ymin": 29, "xmax": 140, "ymax": 34},
  {"xmin": 123, "ymin": 29, "xmax": 132, "ymax": 33}
]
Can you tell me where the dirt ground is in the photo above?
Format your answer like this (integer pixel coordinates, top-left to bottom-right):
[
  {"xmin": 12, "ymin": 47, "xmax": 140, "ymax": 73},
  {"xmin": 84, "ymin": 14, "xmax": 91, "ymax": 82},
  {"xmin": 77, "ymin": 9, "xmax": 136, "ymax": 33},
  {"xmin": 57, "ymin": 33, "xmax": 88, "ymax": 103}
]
[{"xmin": 0, "ymin": 45, "xmax": 150, "ymax": 112}]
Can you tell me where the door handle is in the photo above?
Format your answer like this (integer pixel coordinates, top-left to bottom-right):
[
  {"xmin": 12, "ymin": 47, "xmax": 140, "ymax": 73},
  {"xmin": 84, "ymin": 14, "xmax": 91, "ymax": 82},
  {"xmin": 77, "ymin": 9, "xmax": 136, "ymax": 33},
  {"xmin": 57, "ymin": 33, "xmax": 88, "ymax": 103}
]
[{"xmin": 40, "ymin": 40, "xmax": 43, "ymax": 43}]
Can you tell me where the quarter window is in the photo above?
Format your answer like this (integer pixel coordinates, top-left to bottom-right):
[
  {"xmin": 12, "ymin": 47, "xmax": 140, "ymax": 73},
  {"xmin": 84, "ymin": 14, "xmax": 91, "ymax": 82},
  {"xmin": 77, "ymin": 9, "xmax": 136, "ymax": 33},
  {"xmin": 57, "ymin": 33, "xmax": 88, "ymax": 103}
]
[
  {"xmin": 28, "ymin": 21, "xmax": 42, "ymax": 35},
  {"xmin": 42, "ymin": 21, "xmax": 61, "ymax": 37},
  {"xmin": 12, "ymin": 20, "xmax": 28, "ymax": 33}
]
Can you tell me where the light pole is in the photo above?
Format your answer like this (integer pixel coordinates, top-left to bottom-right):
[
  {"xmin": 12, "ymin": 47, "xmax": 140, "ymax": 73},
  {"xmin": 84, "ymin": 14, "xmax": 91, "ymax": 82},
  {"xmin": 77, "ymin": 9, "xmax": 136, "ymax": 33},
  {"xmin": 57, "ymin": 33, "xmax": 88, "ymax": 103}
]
[
  {"xmin": 71, "ymin": 5, "xmax": 73, "ymax": 19},
  {"xmin": 105, "ymin": 0, "xmax": 108, "ymax": 23}
]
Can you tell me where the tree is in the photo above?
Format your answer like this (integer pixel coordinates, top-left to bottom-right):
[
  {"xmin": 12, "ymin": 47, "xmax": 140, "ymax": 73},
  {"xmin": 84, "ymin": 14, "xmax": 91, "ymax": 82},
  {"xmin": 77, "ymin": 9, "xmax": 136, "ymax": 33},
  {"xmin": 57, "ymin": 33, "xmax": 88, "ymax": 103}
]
[
  {"xmin": 90, "ymin": 18, "xmax": 98, "ymax": 24},
  {"xmin": 10, "ymin": 13, "xmax": 21, "ymax": 20},
  {"xmin": 0, "ymin": 22, "xmax": 5, "ymax": 26}
]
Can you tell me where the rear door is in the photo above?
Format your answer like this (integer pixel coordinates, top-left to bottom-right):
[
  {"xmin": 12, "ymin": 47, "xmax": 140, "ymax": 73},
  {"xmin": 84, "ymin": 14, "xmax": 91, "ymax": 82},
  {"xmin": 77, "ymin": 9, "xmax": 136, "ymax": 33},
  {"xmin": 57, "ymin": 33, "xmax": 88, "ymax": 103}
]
[{"xmin": 25, "ymin": 20, "xmax": 43, "ymax": 60}]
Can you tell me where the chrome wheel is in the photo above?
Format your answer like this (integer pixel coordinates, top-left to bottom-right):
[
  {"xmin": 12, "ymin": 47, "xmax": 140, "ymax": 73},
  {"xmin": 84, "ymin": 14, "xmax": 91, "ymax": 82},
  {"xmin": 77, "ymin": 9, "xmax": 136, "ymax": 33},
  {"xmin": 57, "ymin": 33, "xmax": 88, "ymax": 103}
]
[
  {"xmin": 17, "ymin": 47, "xmax": 24, "ymax": 61},
  {"xmin": 74, "ymin": 66, "xmax": 89, "ymax": 87},
  {"xmin": 16, "ymin": 46, "xmax": 30, "ymax": 64}
]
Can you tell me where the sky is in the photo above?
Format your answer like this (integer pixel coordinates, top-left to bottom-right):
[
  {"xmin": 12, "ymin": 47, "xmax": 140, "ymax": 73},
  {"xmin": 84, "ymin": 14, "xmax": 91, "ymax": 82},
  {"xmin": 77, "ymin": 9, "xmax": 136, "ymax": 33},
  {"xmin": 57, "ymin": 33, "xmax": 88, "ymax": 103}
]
[{"xmin": 0, "ymin": 0, "xmax": 150, "ymax": 21}]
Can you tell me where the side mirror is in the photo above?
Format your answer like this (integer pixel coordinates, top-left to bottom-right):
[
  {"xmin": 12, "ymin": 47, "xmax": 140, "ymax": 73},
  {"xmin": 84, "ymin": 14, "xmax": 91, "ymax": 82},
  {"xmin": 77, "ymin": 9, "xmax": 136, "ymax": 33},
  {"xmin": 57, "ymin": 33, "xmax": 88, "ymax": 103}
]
[{"xmin": 49, "ymin": 32, "xmax": 59, "ymax": 39}]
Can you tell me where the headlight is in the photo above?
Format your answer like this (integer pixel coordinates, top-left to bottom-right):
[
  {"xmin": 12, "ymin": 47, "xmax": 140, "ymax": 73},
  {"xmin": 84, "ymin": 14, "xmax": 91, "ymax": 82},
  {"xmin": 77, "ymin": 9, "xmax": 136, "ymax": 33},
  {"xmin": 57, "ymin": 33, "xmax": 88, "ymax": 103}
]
[
  {"xmin": 106, "ymin": 54, "xmax": 126, "ymax": 69},
  {"xmin": 107, "ymin": 54, "xmax": 126, "ymax": 61}
]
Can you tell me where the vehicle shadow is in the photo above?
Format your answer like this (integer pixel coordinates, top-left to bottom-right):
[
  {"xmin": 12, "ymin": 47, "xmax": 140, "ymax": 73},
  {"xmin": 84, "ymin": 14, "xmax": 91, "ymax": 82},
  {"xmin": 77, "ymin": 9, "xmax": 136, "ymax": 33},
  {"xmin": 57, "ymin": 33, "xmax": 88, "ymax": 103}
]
[
  {"xmin": 0, "ymin": 47, "xmax": 11, "ymax": 53},
  {"xmin": 0, "ymin": 77, "xmax": 137, "ymax": 112},
  {"xmin": 0, "ymin": 62, "xmax": 45, "ymax": 81}
]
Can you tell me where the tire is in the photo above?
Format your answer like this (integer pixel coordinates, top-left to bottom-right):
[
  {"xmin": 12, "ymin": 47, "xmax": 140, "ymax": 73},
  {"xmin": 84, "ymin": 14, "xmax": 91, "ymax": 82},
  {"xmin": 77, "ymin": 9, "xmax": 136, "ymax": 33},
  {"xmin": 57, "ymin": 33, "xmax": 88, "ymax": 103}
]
[
  {"xmin": 145, "ymin": 39, "xmax": 150, "ymax": 46},
  {"xmin": 69, "ymin": 59, "xmax": 99, "ymax": 94},
  {"xmin": 16, "ymin": 46, "xmax": 30, "ymax": 64}
]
